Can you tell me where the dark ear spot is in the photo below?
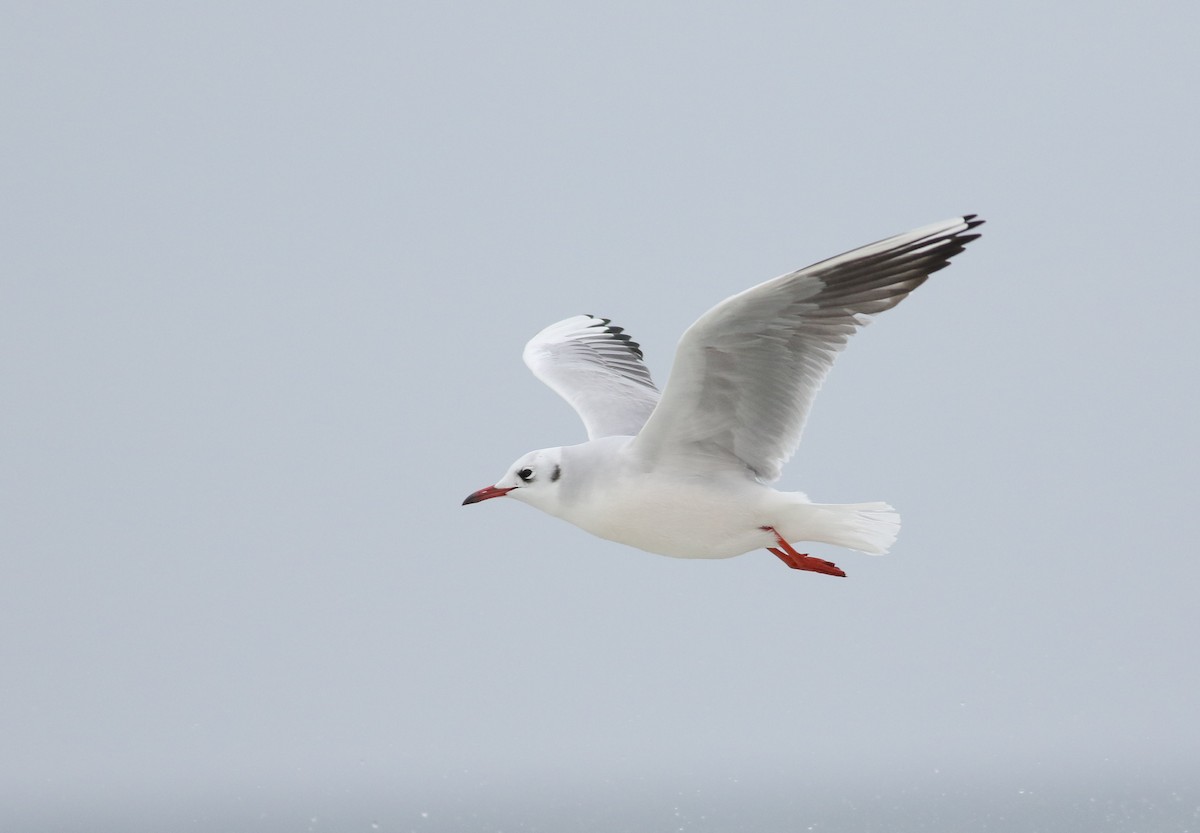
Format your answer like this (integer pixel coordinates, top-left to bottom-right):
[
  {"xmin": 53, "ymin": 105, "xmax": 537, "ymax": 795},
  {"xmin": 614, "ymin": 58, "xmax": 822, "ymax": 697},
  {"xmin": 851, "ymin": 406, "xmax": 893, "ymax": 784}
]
[{"xmin": 551, "ymin": 464, "xmax": 561, "ymax": 482}]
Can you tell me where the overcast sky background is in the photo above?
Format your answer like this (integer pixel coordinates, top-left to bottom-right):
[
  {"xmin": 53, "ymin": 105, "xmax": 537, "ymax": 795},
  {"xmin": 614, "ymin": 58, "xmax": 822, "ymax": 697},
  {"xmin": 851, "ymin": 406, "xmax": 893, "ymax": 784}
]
[{"xmin": 3, "ymin": 2, "xmax": 1198, "ymax": 831}]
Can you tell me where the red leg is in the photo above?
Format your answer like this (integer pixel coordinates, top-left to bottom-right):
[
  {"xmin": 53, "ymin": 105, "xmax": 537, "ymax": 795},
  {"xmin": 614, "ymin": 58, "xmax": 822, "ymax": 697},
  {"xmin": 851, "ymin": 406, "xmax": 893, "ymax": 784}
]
[
  {"xmin": 762, "ymin": 527, "xmax": 846, "ymax": 577},
  {"xmin": 768, "ymin": 546, "xmax": 799, "ymax": 568}
]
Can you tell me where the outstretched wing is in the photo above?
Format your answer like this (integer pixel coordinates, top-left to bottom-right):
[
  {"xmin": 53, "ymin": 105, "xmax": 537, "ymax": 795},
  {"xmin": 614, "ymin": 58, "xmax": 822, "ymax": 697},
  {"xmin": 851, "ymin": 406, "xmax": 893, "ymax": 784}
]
[
  {"xmin": 631, "ymin": 215, "xmax": 984, "ymax": 481},
  {"xmin": 523, "ymin": 314, "xmax": 661, "ymax": 439}
]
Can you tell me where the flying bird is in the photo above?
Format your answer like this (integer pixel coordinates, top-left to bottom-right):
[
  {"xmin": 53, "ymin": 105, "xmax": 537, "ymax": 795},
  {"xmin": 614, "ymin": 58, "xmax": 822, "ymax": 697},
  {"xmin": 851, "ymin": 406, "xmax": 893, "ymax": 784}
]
[{"xmin": 463, "ymin": 216, "xmax": 983, "ymax": 576}]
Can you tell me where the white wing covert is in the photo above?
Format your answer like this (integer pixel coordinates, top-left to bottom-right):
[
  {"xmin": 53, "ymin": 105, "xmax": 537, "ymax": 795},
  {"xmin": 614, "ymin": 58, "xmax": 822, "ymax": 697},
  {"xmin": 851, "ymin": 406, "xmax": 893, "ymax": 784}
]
[
  {"xmin": 631, "ymin": 215, "xmax": 984, "ymax": 481},
  {"xmin": 523, "ymin": 314, "xmax": 661, "ymax": 439}
]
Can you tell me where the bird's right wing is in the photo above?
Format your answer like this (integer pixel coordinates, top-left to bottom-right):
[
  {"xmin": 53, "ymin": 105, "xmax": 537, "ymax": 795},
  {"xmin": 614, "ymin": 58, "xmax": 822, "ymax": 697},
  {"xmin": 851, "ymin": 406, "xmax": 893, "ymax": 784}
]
[
  {"xmin": 631, "ymin": 215, "xmax": 984, "ymax": 481},
  {"xmin": 523, "ymin": 314, "xmax": 661, "ymax": 440}
]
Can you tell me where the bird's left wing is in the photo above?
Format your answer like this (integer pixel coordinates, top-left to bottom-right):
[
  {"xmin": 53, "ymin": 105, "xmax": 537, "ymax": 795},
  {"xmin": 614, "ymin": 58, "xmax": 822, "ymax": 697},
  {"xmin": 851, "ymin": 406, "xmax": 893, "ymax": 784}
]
[
  {"xmin": 523, "ymin": 315, "xmax": 661, "ymax": 439},
  {"xmin": 631, "ymin": 215, "xmax": 984, "ymax": 481}
]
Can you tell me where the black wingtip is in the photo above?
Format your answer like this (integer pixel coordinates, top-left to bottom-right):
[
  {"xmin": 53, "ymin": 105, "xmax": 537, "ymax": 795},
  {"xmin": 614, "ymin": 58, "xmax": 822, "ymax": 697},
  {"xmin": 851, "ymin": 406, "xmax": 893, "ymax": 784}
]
[{"xmin": 582, "ymin": 314, "xmax": 645, "ymax": 360}]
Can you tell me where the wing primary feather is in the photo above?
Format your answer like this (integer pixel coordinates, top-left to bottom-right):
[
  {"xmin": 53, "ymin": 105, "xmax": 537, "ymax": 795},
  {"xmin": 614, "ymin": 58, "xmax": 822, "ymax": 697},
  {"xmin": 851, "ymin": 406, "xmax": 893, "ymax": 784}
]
[
  {"xmin": 587, "ymin": 315, "xmax": 647, "ymax": 361},
  {"xmin": 630, "ymin": 215, "xmax": 984, "ymax": 481},
  {"xmin": 522, "ymin": 314, "xmax": 661, "ymax": 439}
]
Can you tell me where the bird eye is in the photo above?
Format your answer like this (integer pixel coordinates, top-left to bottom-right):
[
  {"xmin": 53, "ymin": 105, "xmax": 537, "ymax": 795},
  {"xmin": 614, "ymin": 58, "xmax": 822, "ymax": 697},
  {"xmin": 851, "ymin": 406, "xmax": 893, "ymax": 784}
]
[{"xmin": 517, "ymin": 467, "xmax": 534, "ymax": 483}]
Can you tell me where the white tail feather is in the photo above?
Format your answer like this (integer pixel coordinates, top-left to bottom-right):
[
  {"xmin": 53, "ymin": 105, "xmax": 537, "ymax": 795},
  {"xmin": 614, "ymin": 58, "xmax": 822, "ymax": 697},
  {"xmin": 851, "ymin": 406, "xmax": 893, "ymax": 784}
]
[{"xmin": 783, "ymin": 501, "xmax": 900, "ymax": 554}]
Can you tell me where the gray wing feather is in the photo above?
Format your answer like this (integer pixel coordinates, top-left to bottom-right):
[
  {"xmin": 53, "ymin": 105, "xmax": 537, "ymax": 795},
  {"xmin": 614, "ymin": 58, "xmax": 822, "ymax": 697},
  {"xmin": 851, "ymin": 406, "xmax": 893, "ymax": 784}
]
[
  {"xmin": 523, "ymin": 315, "xmax": 661, "ymax": 439},
  {"xmin": 631, "ymin": 215, "xmax": 984, "ymax": 481}
]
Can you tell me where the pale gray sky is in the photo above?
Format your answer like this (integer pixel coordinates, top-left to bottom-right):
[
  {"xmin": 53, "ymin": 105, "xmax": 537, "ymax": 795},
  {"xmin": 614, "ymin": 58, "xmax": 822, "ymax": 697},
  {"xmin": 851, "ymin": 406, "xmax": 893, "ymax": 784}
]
[{"xmin": 3, "ymin": 2, "xmax": 1198, "ymax": 831}]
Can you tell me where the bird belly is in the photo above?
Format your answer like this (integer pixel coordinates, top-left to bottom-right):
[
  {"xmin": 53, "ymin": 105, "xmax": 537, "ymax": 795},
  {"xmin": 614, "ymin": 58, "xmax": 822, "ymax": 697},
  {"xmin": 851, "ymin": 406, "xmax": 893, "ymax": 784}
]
[{"xmin": 564, "ymin": 477, "xmax": 777, "ymax": 559}]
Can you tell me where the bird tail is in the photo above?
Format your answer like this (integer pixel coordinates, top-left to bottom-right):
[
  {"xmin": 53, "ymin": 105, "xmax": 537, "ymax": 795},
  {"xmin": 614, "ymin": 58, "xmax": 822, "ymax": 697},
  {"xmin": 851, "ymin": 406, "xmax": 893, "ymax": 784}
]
[{"xmin": 783, "ymin": 501, "xmax": 900, "ymax": 554}]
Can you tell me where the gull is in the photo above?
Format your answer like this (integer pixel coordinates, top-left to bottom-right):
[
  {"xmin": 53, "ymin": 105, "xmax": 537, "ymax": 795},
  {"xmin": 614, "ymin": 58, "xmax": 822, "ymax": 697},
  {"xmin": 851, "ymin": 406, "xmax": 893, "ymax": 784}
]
[{"xmin": 463, "ymin": 216, "xmax": 983, "ymax": 576}]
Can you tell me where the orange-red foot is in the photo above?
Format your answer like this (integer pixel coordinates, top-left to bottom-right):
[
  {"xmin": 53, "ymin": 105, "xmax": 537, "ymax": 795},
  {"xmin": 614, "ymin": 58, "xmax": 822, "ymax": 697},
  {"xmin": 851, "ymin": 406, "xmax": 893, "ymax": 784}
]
[{"xmin": 764, "ymin": 528, "xmax": 846, "ymax": 577}]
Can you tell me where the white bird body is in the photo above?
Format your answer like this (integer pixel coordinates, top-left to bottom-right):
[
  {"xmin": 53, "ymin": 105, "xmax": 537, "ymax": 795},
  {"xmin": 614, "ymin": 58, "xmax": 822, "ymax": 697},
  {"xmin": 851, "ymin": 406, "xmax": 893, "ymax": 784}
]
[
  {"xmin": 464, "ymin": 216, "xmax": 983, "ymax": 576},
  {"xmin": 514, "ymin": 437, "xmax": 897, "ymax": 561}
]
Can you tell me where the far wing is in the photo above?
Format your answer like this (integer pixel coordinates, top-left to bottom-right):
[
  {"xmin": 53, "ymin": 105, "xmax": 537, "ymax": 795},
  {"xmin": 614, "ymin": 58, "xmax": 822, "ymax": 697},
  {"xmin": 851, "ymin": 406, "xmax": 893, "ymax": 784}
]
[
  {"xmin": 631, "ymin": 215, "xmax": 984, "ymax": 481},
  {"xmin": 523, "ymin": 315, "xmax": 661, "ymax": 439}
]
